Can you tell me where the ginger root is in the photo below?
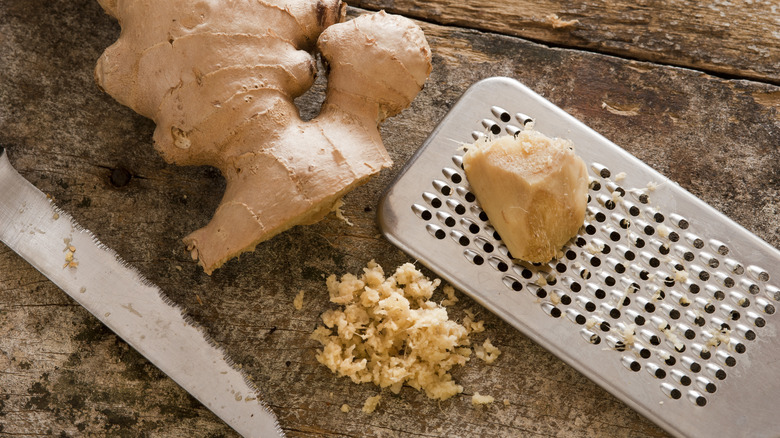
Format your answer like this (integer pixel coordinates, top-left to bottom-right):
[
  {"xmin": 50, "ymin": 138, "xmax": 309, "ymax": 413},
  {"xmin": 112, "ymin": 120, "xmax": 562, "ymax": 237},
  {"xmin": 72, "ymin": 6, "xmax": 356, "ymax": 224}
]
[
  {"xmin": 462, "ymin": 130, "xmax": 588, "ymax": 263},
  {"xmin": 95, "ymin": 1, "xmax": 432, "ymax": 273}
]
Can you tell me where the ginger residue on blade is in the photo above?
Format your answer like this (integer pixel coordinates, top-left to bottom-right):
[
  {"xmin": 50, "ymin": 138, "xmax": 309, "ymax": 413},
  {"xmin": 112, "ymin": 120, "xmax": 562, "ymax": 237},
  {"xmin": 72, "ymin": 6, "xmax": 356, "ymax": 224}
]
[
  {"xmin": 462, "ymin": 130, "xmax": 588, "ymax": 263},
  {"xmin": 95, "ymin": 1, "xmax": 432, "ymax": 274}
]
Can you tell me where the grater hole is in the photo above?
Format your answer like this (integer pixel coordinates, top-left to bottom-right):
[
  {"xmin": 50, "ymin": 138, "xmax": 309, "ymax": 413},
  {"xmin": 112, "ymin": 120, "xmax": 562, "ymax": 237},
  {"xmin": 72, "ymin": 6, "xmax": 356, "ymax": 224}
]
[
  {"xmin": 583, "ymin": 253, "xmax": 601, "ymax": 267},
  {"xmin": 541, "ymin": 302, "xmax": 561, "ymax": 318},
  {"xmin": 426, "ymin": 224, "xmax": 446, "ymax": 240},
  {"xmin": 412, "ymin": 204, "xmax": 432, "ymax": 221},
  {"xmin": 443, "ymin": 167, "xmax": 462, "ymax": 184},
  {"xmin": 450, "ymin": 230, "xmax": 470, "ymax": 246},
  {"xmin": 437, "ymin": 211, "xmax": 457, "ymax": 227},
  {"xmin": 502, "ymin": 276, "xmax": 523, "ymax": 291},
  {"xmin": 515, "ymin": 113, "xmax": 534, "ymax": 125},
  {"xmin": 766, "ymin": 285, "xmax": 780, "ymax": 301},
  {"xmin": 491, "ymin": 106, "xmax": 512, "ymax": 123},
  {"xmin": 670, "ymin": 213, "xmax": 690, "ymax": 229},
  {"xmin": 461, "ymin": 218, "xmax": 480, "ymax": 234},
  {"xmin": 433, "ymin": 180, "xmax": 452, "ymax": 196},
  {"xmin": 506, "ymin": 125, "xmax": 522, "ymax": 136},
  {"xmin": 567, "ymin": 309, "xmax": 587, "ymax": 325},
  {"xmin": 581, "ymin": 329, "xmax": 601, "ymax": 345},
  {"xmin": 648, "ymin": 363, "xmax": 666, "ymax": 379},
  {"xmin": 592, "ymin": 163, "xmax": 611, "ymax": 179},
  {"xmin": 668, "ymin": 231, "xmax": 680, "ymax": 242},
  {"xmin": 463, "ymin": 249, "xmax": 483, "ymax": 265},
  {"xmin": 451, "ymin": 154, "xmax": 464, "ymax": 169},
  {"xmin": 446, "ymin": 199, "xmax": 466, "ymax": 215},
  {"xmin": 688, "ymin": 392, "xmax": 708, "ymax": 407},
  {"xmin": 423, "ymin": 192, "xmax": 442, "ymax": 208},
  {"xmin": 622, "ymin": 356, "xmax": 641, "ymax": 372},
  {"xmin": 589, "ymin": 179, "xmax": 602, "ymax": 191},
  {"xmin": 478, "ymin": 240, "xmax": 494, "ymax": 253},
  {"xmin": 536, "ymin": 288, "xmax": 548, "ymax": 299},
  {"xmin": 709, "ymin": 239, "xmax": 729, "ymax": 255},
  {"xmin": 481, "ymin": 119, "xmax": 501, "ymax": 135},
  {"xmin": 489, "ymin": 257, "xmax": 509, "ymax": 272},
  {"xmin": 662, "ymin": 383, "xmax": 683, "ymax": 399},
  {"xmin": 747, "ymin": 265, "xmax": 770, "ymax": 282}
]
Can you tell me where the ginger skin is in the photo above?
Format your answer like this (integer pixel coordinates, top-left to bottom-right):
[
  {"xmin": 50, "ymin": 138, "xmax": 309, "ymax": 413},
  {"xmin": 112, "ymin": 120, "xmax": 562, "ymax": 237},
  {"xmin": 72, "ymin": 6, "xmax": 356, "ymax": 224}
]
[{"xmin": 95, "ymin": 1, "xmax": 432, "ymax": 273}]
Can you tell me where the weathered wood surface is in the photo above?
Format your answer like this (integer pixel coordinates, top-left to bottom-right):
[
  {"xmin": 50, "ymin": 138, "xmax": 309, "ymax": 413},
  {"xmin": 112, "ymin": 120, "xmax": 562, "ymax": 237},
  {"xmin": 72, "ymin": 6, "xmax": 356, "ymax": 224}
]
[
  {"xmin": 351, "ymin": 0, "xmax": 780, "ymax": 85},
  {"xmin": 0, "ymin": 0, "xmax": 778, "ymax": 437}
]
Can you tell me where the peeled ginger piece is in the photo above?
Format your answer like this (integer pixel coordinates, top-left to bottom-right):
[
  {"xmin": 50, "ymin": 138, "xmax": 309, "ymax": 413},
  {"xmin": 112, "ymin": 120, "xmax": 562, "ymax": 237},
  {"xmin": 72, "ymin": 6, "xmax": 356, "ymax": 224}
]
[{"xmin": 462, "ymin": 130, "xmax": 588, "ymax": 263}]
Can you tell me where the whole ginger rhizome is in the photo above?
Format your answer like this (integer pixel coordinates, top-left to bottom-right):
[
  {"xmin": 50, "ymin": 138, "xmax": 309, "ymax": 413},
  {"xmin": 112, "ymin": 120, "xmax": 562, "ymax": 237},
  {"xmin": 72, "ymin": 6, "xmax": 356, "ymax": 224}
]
[{"xmin": 311, "ymin": 261, "xmax": 500, "ymax": 401}]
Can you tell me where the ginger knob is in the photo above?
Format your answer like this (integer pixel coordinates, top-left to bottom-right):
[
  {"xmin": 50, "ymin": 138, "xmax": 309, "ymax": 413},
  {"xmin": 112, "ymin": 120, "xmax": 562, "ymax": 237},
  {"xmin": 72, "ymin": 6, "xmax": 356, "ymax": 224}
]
[
  {"xmin": 94, "ymin": 1, "xmax": 432, "ymax": 274},
  {"xmin": 462, "ymin": 130, "xmax": 588, "ymax": 263}
]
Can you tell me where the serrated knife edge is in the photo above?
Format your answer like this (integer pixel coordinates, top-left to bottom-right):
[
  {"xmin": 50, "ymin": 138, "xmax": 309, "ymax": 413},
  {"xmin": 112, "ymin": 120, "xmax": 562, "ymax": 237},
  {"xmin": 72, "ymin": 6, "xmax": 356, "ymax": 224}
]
[{"xmin": 0, "ymin": 148, "xmax": 284, "ymax": 438}]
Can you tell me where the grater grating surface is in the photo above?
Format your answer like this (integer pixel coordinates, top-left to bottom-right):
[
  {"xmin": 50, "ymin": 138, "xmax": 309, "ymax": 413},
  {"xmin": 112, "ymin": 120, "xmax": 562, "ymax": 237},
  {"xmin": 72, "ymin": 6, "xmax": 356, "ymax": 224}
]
[{"xmin": 378, "ymin": 77, "xmax": 780, "ymax": 438}]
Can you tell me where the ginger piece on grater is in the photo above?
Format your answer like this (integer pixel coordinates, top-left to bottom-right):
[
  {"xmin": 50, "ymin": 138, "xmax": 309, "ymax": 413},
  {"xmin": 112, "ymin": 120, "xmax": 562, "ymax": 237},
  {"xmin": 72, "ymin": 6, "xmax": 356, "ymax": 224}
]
[{"xmin": 462, "ymin": 130, "xmax": 588, "ymax": 263}]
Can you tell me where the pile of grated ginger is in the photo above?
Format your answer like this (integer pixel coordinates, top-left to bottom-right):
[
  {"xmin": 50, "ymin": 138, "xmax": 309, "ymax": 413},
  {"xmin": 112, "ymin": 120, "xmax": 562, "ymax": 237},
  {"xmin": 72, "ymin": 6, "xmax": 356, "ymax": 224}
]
[{"xmin": 310, "ymin": 260, "xmax": 500, "ymax": 403}]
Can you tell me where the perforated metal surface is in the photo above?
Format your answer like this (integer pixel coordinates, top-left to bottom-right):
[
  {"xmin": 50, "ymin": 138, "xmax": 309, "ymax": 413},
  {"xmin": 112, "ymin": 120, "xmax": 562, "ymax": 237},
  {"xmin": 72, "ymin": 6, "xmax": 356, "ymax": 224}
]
[{"xmin": 379, "ymin": 77, "xmax": 780, "ymax": 438}]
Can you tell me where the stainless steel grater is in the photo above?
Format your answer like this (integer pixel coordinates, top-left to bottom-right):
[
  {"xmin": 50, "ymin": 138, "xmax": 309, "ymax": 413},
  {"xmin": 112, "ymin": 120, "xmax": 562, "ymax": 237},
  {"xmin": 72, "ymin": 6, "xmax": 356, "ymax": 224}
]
[{"xmin": 378, "ymin": 77, "xmax": 780, "ymax": 438}]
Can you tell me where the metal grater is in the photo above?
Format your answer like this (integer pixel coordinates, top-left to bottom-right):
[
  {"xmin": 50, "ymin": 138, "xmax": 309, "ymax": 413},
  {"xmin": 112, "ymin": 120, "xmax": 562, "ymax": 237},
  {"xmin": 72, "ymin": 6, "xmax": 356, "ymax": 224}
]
[{"xmin": 378, "ymin": 77, "xmax": 780, "ymax": 438}]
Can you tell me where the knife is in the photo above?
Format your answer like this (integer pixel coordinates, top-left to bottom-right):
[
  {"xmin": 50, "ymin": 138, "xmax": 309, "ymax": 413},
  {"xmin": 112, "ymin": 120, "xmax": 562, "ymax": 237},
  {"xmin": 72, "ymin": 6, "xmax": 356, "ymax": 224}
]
[{"xmin": 0, "ymin": 147, "xmax": 284, "ymax": 438}]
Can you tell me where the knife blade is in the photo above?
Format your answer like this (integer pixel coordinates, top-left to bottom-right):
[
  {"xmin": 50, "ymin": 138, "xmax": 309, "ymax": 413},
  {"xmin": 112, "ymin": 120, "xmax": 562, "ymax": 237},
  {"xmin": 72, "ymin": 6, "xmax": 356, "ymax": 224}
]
[{"xmin": 0, "ymin": 147, "xmax": 284, "ymax": 438}]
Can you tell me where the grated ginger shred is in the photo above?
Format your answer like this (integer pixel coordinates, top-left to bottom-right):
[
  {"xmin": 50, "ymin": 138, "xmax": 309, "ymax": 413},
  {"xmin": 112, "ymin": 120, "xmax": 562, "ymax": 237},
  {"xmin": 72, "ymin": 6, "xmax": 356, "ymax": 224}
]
[{"xmin": 311, "ymin": 261, "xmax": 493, "ymax": 400}]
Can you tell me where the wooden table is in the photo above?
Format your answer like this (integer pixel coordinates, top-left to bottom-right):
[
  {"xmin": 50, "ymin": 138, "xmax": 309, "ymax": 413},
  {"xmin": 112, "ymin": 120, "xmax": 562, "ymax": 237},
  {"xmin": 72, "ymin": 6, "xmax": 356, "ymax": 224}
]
[{"xmin": 1, "ymin": 1, "xmax": 777, "ymax": 436}]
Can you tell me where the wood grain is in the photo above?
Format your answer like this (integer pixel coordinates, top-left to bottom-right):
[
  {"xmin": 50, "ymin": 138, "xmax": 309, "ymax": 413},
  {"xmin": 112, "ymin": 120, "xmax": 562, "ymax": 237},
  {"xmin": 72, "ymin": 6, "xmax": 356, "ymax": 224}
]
[
  {"xmin": 349, "ymin": 0, "xmax": 780, "ymax": 85},
  {"xmin": 0, "ymin": 0, "xmax": 778, "ymax": 437}
]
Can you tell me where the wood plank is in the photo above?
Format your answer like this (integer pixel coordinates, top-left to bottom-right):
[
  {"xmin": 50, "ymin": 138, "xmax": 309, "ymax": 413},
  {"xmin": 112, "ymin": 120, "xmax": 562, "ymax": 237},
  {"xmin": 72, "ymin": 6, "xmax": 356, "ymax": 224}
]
[
  {"xmin": 349, "ymin": 0, "xmax": 780, "ymax": 85},
  {"xmin": 0, "ymin": 1, "xmax": 778, "ymax": 437}
]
